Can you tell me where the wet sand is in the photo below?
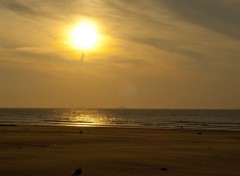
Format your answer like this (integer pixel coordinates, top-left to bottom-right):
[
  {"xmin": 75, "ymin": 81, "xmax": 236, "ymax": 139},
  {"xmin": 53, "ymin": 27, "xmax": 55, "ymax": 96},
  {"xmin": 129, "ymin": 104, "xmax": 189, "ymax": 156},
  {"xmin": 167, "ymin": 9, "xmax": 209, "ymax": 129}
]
[{"xmin": 0, "ymin": 125, "xmax": 240, "ymax": 176}]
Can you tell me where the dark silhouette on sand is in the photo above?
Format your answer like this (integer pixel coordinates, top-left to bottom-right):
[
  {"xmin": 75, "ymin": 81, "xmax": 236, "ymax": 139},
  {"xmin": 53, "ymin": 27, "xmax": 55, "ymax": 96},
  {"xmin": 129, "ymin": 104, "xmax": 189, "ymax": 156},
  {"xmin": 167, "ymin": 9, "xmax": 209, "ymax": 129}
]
[{"xmin": 72, "ymin": 167, "xmax": 82, "ymax": 176}]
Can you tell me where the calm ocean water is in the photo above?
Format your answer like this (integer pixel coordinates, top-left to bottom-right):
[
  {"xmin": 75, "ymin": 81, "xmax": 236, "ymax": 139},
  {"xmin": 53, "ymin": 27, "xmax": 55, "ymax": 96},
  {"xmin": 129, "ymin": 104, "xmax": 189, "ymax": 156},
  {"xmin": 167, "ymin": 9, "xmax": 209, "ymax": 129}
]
[{"xmin": 0, "ymin": 108, "xmax": 240, "ymax": 131}]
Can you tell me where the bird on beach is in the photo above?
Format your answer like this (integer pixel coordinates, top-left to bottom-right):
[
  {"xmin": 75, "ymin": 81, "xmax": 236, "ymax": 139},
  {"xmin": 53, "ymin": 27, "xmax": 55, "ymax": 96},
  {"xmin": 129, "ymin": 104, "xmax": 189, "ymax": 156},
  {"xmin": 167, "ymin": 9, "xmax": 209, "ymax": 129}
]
[{"xmin": 72, "ymin": 167, "xmax": 82, "ymax": 176}]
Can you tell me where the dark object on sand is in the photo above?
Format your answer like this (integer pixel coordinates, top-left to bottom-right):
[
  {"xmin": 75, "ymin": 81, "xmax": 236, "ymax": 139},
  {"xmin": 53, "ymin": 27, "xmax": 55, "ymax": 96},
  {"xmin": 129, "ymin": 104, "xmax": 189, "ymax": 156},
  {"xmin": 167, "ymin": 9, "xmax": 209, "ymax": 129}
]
[
  {"xmin": 161, "ymin": 167, "xmax": 168, "ymax": 171},
  {"xmin": 72, "ymin": 167, "xmax": 82, "ymax": 176},
  {"xmin": 197, "ymin": 132, "xmax": 202, "ymax": 135}
]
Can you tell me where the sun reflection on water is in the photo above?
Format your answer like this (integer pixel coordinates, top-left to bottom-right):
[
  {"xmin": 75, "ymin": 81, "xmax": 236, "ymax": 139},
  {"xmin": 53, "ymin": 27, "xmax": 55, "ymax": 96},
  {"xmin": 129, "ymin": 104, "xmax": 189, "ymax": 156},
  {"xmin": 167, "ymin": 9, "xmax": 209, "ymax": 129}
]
[{"xmin": 58, "ymin": 109, "xmax": 110, "ymax": 127}]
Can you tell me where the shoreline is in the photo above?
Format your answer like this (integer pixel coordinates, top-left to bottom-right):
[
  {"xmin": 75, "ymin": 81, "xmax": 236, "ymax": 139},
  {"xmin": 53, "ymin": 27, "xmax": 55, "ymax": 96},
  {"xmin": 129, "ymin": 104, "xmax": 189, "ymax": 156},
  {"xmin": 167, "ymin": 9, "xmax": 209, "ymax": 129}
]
[
  {"xmin": 1, "ymin": 125, "xmax": 240, "ymax": 176},
  {"xmin": 1, "ymin": 123, "xmax": 240, "ymax": 132}
]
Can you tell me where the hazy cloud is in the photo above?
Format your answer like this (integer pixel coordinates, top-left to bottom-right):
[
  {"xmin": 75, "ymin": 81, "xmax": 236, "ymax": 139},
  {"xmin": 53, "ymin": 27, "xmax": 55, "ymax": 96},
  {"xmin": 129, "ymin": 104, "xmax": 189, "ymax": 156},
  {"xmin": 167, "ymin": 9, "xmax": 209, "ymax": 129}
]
[
  {"xmin": 161, "ymin": 0, "xmax": 240, "ymax": 39},
  {"xmin": 0, "ymin": 0, "xmax": 37, "ymax": 16}
]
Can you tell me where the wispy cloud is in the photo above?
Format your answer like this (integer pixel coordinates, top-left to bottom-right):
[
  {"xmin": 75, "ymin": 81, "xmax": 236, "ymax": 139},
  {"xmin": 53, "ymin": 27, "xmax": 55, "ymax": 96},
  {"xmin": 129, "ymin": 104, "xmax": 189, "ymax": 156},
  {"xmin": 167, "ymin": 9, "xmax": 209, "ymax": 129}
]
[
  {"xmin": 161, "ymin": 0, "xmax": 240, "ymax": 39},
  {"xmin": 0, "ymin": 0, "xmax": 38, "ymax": 17}
]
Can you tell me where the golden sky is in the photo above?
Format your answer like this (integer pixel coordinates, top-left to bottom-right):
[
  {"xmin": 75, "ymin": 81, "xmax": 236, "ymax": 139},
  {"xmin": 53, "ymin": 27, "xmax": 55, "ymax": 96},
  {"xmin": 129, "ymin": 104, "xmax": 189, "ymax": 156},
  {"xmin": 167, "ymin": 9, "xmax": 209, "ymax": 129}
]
[{"xmin": 0, "ymin": 0, "xmax": 240, "ymax": 108}]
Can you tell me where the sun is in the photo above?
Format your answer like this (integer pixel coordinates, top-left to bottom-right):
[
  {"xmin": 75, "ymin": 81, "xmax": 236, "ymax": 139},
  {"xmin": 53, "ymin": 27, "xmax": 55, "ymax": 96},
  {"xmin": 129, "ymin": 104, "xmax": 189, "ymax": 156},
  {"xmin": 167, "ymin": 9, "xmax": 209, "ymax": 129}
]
[{"xmin": 69, "ymin": 22, "xmax": 99, "ymax": 50}]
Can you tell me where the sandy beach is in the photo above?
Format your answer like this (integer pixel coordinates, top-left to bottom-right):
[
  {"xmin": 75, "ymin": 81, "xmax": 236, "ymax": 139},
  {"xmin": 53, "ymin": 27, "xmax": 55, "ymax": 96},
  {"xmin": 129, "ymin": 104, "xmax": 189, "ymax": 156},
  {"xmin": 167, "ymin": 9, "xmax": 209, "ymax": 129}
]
[{"xmin": 0, "ymin": 125, "xmax": 239, "ymax": 176}]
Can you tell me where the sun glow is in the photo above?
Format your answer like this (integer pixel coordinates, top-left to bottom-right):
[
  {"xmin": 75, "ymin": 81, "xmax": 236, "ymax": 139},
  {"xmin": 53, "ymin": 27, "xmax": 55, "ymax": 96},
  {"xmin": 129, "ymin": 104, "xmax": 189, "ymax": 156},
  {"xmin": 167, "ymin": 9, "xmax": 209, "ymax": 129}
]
[{"xmin": 69, "ymin": 22, "xmax": 100, "ymax": 50}]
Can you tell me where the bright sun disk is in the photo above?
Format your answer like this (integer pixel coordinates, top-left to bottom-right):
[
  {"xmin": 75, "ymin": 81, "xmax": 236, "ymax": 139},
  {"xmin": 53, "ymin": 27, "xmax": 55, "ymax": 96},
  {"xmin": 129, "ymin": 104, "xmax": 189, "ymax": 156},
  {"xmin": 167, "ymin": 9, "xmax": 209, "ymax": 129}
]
[{"xmin": 70, "ymin": 22, "xmax": 99, "ymax": 50}]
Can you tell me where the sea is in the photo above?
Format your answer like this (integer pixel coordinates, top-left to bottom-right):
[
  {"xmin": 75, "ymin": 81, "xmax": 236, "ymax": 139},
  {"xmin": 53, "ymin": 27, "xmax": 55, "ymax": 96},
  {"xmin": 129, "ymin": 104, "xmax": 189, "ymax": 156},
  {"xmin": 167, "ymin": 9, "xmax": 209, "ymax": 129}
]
[{"xmin": 0, "ymin": 108, "xmax": 240, "ymax": 131}]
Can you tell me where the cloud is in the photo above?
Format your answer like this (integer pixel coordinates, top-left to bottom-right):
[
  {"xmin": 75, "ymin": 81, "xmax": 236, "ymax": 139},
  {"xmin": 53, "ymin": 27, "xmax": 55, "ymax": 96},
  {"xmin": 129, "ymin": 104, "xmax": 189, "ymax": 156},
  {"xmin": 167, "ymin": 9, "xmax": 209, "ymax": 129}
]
[
  {"xmin": 161, "ymin": 0, "xmax": 240, "ymax": 39},
  {"xmin": 0, "ymin": 0, "xmax": 75, "ymax": 21},
  {"xmin": 129, "ymin": 36, "xmax": 202, "ymax": 59},
  {"xmin": 0, "ymin": 0, "xmax": 37, "ymax": 16}
]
